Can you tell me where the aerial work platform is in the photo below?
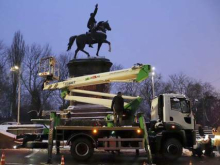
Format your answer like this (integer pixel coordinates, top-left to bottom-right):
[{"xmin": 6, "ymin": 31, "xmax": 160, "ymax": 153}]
[{"xmin": 37, "ymin": 57, "xmax": 153, "ymax": 164}]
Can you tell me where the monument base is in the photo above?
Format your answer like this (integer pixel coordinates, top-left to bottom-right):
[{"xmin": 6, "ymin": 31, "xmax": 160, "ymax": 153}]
[
  {"xmin": 67, "ymin": 57, "xmax": 112, "ymax": 77},
  {"xmin": 67, "ymin": 57, "xmax": 113, "ymax": 94},
  {"xmin": 67, "ymin": 57, "xmax": 113, "ymax": 120}
]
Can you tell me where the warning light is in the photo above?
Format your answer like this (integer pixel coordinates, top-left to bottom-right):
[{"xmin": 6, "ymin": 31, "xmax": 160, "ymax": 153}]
[
  {"xmin": 171, "ymin": 125, "xmax": 176, "ymax": 129},
  {"xmin": 137, "ymin": 129, "xmax": 141, "ymax": 134},
  {"xmin": 93, "ymin": 129, "xmax": 98, "ymax": 134}
]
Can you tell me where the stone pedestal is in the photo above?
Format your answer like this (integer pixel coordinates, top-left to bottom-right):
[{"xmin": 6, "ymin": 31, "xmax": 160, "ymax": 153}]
[
  {"xmin": 66, "ymin": 57, "xmax": 113, "ymax": 120},
  {"xmin": 67, "ymin": 57, "xmax": 112, "ymax": 77},
  {"xmin": 67, "ymin": 57, "xmax": 112, "ymax": 94}
]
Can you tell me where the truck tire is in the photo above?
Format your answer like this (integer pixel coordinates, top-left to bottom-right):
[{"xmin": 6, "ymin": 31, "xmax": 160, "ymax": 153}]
[
  {"xmin": 71, "ymin": 138, "xmax": 94, "ymax": 161},
  {"xmin": 162, "ymin": 138, "xmax": 182, "ymax": 161}
]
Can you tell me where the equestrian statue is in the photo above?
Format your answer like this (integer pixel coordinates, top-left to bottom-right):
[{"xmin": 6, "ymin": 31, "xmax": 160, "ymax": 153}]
[{"xmin": 67, "ymin": 4, "xmax": 112, "ymax": 59}]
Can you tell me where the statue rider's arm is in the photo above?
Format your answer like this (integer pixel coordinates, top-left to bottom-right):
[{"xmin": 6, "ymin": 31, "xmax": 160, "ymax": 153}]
[{"xmin": 92, "ymin": 4, "xmax": 98, "ymax": 18}]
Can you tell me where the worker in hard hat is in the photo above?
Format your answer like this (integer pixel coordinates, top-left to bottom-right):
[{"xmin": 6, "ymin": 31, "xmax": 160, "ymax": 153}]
[{"xmin": 111, "ymin": 92, "xmax": 124, "ymax": 126}]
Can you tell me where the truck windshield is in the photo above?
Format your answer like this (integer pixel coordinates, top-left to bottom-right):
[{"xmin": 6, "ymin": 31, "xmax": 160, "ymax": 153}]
[{"xmin": 170, "ymin": 98, "xmax": 190, "ymax": 113}]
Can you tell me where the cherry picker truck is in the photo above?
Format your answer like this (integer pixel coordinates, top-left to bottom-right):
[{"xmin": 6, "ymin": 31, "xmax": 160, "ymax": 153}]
[{"xmin": 18, "ymin": 57, "xmax": 196, "ymax": 164}]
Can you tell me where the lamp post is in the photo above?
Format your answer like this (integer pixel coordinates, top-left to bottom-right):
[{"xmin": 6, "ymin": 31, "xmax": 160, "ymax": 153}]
[
  {"xmin": 10, "ymin": 66, "xmax": 21, "ymax": 124},
  {"xmin": 151, "ymin": 67, "xmax": 155, "ymax": 98}
]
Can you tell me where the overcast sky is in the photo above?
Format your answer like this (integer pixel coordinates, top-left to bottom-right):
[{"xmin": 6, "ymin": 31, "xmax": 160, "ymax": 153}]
[{"xmin": 0, "ymin": 0, "xmax": 220, "ymax": 89}]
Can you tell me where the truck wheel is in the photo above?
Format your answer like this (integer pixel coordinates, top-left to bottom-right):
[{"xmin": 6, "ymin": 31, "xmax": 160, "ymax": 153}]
[
  {"xmin": 162, "ymin": 138, "xmax": 182, "ymax": 161},
  {"xmin": 71, "ymin": 138, "xmax": 94, "ymax": 161}
]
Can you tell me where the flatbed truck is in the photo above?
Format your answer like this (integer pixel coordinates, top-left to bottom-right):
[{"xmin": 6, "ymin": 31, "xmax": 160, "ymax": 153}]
[{"xmin": 17, "ymin": 57, "xmax": 196, "ymax": 164}]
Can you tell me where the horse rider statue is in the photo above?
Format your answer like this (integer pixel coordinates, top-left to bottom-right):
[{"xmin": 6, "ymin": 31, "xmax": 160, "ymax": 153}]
[
  {"xmin": 67, "ymin": 4, "xmax": 111, "ymax": 59},
  {"xmin": 87, "ymin": 4, "xmax": 98, "ymax": 48}
]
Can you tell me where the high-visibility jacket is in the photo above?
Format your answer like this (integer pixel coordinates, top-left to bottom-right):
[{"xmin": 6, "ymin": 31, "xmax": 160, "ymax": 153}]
[{"xmin": 212, "ymin": 126, "xmax": 220, "ymax": 146}]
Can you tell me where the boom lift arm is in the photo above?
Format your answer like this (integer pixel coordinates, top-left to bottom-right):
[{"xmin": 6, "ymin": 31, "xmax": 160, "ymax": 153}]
[
  {"xmin": 40, "ymin": 63, "xmax": 151, "ymax": 91},
  {"xmin": 39, "ymin": 59, "xmax": 151, "ymax": 109}
]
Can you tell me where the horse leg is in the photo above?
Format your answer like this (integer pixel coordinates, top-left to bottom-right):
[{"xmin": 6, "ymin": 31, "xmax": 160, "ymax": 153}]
[
  {"xmin": 74, "ymin": 48, "xmax": 80, "ymax": 59},
  {"xmin": 96, "ymin": 43, "xmax": 102, "ymax": 56},
  {"xmin": 76, "ymin": 39, "xmax": 90, "ymax": 58},
  {"xmin": 103, "ymin": 40, "xmax": 111, "ymax": 52},
  {"xmin": 80, "ymin": 49, "xmax": 90, "ymax": 58}
]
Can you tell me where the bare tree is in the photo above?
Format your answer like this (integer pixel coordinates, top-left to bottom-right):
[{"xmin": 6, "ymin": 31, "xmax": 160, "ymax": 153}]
[
  {"xmin": 194, "ymin": 82, "xmax": 220, "ymax": 126},
  {"xmin": 110, "ymin": 64, "xmax": 124, "ymax": 94},
  {"xmin": 168, "ymin": 73, "xmax": 190, "ymax": 94},
  {"xmin": 0, "ymin": 41, "xmax": 11, "ymax": 118},
  {"xmin": 22, "ymin": 44, "xmax": 52, "ymax": 119},
  {"xmin": 7, "ymin": 31, "xmax": 25, "ymax": 119},
  {"xmin": 55, "ymin": 53, "xmax": 71, "ymax": 109},
  {"xmin": 58, "ymin": 53, "xmax": 71, "ymax": 81},
  {"xmin": 0, "ymin": 41, "xmax": 6, "ymax": 61}
]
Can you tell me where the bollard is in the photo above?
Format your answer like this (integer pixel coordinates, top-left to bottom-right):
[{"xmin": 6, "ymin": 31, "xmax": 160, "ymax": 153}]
[
  {"xmin": 61, "ymin": 155, "xmax": 65, "ymax": 165},
  {"xmin": 0, "ymin": 152, "xmax": 5, "ymax": 165},
  {"xmin": 189, "ymin": 160, "xmax": 192, "ymax": 165},
  {"xmin": 143, "ymin": 161, "xmax": 147, "ymax": 165}
]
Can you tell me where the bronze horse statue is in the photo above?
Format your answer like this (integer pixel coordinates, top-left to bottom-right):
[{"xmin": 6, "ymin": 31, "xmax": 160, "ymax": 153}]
[{"xmin": 67, "ymin": 21, "xmax": 111, "ymax": 59}]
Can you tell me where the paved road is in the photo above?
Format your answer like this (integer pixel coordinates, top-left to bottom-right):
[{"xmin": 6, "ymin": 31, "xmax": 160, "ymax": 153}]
[{"xmin": 0, "ymin": 149, "xmax": 219, "ymax": 165}]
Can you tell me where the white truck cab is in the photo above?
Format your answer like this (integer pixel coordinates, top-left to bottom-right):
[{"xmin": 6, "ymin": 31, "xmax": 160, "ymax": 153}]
[
  {"xmin": 149, "ymin": 93, "xmax": 196, "ymax": 160},
  {"xmin": 151, "ymin": 93, "xmax": 194, "ymax": 130}
]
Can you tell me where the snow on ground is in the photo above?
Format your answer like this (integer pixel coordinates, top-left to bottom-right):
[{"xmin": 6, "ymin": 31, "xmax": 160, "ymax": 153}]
[
  {"xmin": 183, "ymin": 148, "xmax": 220, "ymax": 157},
  {"xmin": 0, "ymin": 130, "xmax": 16, "ymax": 139}
]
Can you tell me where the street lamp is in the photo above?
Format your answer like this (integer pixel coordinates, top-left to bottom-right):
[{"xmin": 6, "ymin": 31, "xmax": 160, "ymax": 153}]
[
  {"xmin": 151, "ymin": 67, "xmax": 155, "ymax": 98},
  {"xmin": 10, "ymin": 65, "xmax": 21, "ymax": 124}
]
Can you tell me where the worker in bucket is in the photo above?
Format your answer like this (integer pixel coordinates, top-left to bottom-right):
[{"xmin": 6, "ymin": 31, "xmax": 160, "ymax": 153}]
[{"xmin": 111, "ymin": 92, "xmax": 124, "ymax": 126}]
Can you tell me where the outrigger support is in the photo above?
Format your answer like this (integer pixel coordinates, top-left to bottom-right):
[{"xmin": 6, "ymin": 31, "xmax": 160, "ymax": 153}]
[
  {"xmin": 139, "ymin": 113, "xmax": 153, "ymax": 164},
  {"xmin": 47, "ymin": 119, "xmax": 54, "ymax": 164},
  {"xmin": 47, "ymin": 112, "xmax": 61, "ymax": 164}
]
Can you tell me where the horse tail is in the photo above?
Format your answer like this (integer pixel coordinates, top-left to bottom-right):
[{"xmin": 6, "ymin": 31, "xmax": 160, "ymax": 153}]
[{"xmin": 67, "ymin": 35, "xmax": 77, "ymax": 51}]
